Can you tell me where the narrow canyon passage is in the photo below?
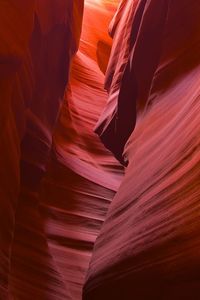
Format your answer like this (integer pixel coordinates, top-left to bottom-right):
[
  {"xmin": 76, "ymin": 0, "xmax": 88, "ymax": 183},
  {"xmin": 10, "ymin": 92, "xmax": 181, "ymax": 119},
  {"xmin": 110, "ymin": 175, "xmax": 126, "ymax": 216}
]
[
  {"xmin": 39, "ymin": 1, "xmax": 124, "ymax": 299},
  {"xmin": 4, "ymin": 1, "xmax": 123, "ymax": 299},
  {"xmin": 1, "ymin": 1, "xmax": 200, "ymax": 300}
]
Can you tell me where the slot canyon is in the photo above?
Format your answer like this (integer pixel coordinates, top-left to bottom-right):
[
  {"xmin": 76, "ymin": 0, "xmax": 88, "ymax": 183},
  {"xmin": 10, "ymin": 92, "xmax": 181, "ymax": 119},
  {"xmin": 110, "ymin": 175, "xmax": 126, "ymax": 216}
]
[{"xmin": 1, "ymin": 0, "xmax": 200, "ymax": 299}]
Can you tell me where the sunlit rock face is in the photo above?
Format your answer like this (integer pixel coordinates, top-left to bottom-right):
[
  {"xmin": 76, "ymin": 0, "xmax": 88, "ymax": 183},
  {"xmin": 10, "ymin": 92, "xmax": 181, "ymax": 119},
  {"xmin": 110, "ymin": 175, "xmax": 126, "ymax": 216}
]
[
  {"xmin": 83, "ymin": 1, "xmax": 200, "ymax": 299},
  {"xmin": 1, "ymin": 0, "xmax": 200, "ymax": 299},
  {"xmin": 1, "ymin": 0, "xmax": 122, "ymax": 299},
  {"xmin": 39, "ymin": 0, "xmax": 123, "ymax": 299}
]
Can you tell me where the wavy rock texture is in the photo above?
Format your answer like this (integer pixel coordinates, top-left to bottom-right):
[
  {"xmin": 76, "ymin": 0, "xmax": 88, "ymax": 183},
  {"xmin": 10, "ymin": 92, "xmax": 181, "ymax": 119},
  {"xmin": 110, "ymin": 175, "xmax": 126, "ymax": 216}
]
[
  {"xmin": 0, "ymin": 2, "xmax": 35, "ymax": 298},
  {"xmin": 39, "ymin": 1, "xmax": 123, "ymax": 299},
  {"xmin": 11, "ymin": 1, "xmax": 85, "ymax": 298},
  {"xmin": 1, "ymin": 0, "xmax": 123, "ymax": 299},
  {"xmin": 1, "ymin": 0, "xmax": 200, "ymax": 299},
  {"xmin": 83, "ymin": 1, "xmax": 200, "ymax": 299},
  {"xmin": 0, "ymin": 1, "xmax": 84, "ymax": 299}
]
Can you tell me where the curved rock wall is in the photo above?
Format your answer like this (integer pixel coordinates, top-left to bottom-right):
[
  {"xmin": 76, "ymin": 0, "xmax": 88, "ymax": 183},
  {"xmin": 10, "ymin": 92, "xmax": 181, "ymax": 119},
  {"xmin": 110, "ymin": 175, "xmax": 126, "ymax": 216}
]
[
  {"xmin": 39, "ymin": 1, "xmax": 123, "ymax": 299},
  {"xmin": 1, "ymin": 0, "xmax": 122, "ymax": 299},
  {"xmin": 2, "ymin": 0, "xmax": 200, "ymax": 299},
  {"xmin": 83, "ymin": 1, "xmax": 200, "ymax": 299},
  {"xmin": 0, "ymin": 1, "xmax": 83, "ymax": 299},
  {"xmin": 0, "ymin": 2, "xmax": 35, "ymax": 298}
]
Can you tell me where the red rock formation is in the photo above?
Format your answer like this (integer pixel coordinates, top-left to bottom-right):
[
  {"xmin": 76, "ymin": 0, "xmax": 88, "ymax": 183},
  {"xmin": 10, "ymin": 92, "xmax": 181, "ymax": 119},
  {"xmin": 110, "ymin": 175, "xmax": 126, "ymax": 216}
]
[
  {"xmin": 1, "ymin": 0, "xmax": 200, "ymax": 299},
  {"xmin": 0, "ymin": 3, "xmax": 35, "ymax": 298},
  {"xmin": 1, "ymin": 0, "xmax": 122, "ymax": 299},
  {"xmin": 0, "ymin": 1, "xmax": 84, "ymax": 299},
  {"xmin": 39, "ymin": 1, "xmax": 123, "ymax": 298},
  {"xmin": 83, "ymin": 0, "xmax": 200, "ymax": 299}
]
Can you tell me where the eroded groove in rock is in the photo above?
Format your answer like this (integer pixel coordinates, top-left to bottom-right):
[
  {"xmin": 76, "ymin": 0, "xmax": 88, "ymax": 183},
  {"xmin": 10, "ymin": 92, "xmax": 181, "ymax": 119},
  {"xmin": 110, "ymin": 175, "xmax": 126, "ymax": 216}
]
[
  {"xmin": 1, "ymin": 1, "xmax": 84, "ymax": 299},
  {"xmin": 1, "ymin": 0, "xmax": 200, "ymax": 299},
  {"xmin": 83, "ymin": 1, "xmax": 200, "ymax": 299},
  {"xmin": 39, "ymin": 1, "xmax": 123, "ymax": 299}
]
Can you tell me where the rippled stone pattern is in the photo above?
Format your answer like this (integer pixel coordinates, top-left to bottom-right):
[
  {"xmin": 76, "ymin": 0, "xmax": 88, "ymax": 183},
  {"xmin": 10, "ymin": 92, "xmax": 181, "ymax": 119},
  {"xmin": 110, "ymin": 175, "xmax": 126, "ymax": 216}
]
[
  {"xmin": 84, "ymin": 1, "xmax": 200, "ymax": 299},
  {"xmin": 0, "ymin": 1, "xmax": 122, "ymax": 299},
  {"xmin": 1, "ymin": 0, "xmax": 200, "ymax": 299},
  {"xmin": 39, "ymin": 1, "xmax": 123, "ymax": 299},
  {"xmin": 0, "ymin": 1, "xmax": 84, "ymax": 299}
]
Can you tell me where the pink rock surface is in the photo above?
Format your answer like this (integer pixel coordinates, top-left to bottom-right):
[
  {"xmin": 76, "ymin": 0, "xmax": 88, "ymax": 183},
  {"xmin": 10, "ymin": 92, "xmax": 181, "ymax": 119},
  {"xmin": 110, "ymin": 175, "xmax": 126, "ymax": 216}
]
[
  {"xmin": 84, "ymin": 1, "xmax": 200, "ymax": 299},
  {"xmin": 0, "ymin": 0, "xmax": 122, "ymax": 299},
  {"xmin": 1, "ymin": 0, "xmax": 200, "ymax": 299},
  {"xmin": 39, "ymin": 1, "xmax": 123, "ymax": 298}
]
